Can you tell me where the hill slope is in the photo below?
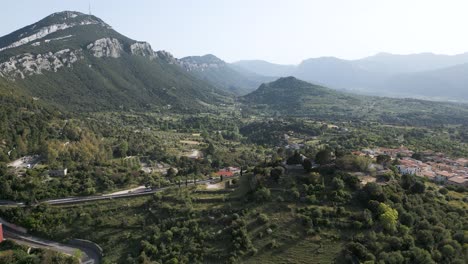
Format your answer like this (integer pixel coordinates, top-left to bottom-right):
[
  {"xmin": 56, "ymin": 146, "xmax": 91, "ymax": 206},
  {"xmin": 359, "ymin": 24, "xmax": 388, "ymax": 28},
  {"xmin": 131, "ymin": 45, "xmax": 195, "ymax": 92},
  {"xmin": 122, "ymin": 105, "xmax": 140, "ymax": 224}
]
[{"xmin": 0, "ymin": 11, "xmax": 229, "ymax": 111}]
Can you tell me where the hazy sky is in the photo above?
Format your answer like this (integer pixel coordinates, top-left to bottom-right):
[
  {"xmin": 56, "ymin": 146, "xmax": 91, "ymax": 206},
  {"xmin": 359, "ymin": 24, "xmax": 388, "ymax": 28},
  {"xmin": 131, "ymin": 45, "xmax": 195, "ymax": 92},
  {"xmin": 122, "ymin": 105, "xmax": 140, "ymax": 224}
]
[{"xmin": 2, "ymin": 0, "xmax": 468, "ymax": 64}]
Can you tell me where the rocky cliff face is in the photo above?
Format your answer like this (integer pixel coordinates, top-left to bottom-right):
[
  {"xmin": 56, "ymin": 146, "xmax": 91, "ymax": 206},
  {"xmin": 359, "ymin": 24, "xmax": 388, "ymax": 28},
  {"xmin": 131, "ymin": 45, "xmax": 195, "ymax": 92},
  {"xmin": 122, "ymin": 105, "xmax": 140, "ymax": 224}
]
[
  {"xmin": 87, "ymin": 38, "xmax": 123, "ymax": 58},
  {"xmin": 0, "ymin": 11, "xmax": 202, "ymax": 81},
  {"xmin": 0, "ymin": 49, "xmax": 82, "ymax": 79},
  {"xmin": 130, "ymin": 42, "xmax": 156, "ymax": 59},
  {"xmin": 179, "ymin": 54, "xmax": 226, "ymax": 71},
  {"xmin": 156, "ymin": 50, "xmax": 179, "ymax": 64}
]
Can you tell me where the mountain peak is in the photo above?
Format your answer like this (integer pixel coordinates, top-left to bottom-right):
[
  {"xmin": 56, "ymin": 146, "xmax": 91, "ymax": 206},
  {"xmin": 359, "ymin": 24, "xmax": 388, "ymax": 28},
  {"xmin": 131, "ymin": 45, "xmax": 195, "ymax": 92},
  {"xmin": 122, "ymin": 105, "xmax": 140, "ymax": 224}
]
[
  {"xmin": 49, "ymin": 11, "xmax": 86, "ymax": 19},
  {"xmin": 180, "ymin": 54, "xmax": 225, "ymax": 65},
  {"xmin": 270, "ymin": 76, "xmax": 307, "ymax": 85},
  {"xmin": 179, "ymin": 54, "xmax": 226, "ymax": 71},
  {"xmin": 0, "ymin": 11, "xmax": 110, "ymax": 52}
]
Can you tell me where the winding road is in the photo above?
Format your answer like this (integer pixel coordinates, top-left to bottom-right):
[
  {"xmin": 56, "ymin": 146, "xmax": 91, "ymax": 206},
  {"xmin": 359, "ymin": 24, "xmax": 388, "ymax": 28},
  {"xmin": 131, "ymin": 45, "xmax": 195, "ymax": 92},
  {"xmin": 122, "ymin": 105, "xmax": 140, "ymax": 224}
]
[
  {"xmin": 0, "ymin": 178, "xmax": 219, "ymax": 263},
  {"xmin": 3, "ymin": 227, "xmax": 99, "ymax": 264}
]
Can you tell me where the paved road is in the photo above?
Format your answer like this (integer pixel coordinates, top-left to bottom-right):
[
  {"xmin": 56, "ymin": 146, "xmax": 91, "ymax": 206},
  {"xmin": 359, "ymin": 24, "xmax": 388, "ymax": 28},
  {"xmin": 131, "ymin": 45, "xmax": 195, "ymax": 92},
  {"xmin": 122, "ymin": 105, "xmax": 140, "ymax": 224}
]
[
  {"xmin": 3, "ymin": 227, "xmax": 99, "ymax": 264},
  {"xmin": 0, "ymin": 177, "xmax": 235, "ymax": 263},
  {"xmin": 0, "ymin": 179, "xmax": 214, "ymax": 207},
  {"xmin": 44, "ymin": 179, "xmax": 213, "ymax": 205}
]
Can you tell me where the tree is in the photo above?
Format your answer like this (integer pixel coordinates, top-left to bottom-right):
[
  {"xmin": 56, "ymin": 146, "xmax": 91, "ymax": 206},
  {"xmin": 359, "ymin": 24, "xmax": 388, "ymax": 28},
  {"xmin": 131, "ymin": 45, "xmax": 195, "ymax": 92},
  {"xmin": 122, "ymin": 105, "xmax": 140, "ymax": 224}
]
[
  {"xmin": 378, "ymin": 203, "xmax": 398, "ymax": 232},
  {"xmin": 332, "ymin": 178, "xmax": 345, "ymax": 191},
  {"xmin": 206, "ymin": 142, "xmax": 216, "ymax": 156},
  {"xmin": 440, "ymin": 244, "xmax": 455, "ymax": 260},
  {"xmin": 254, "ymin": 187, "xmax": 271, "ymax": 202},
  {"xmin": 362, "ymin": 209, "xmax": 373, "ymax": 227},
  {"xmin": 117, "ymin": 141, "xmax": 128, "ymax": 158},
  {"xmin": 416, "ymin": 230, "xmax": 434, "ymax": 249},
  {"xmin": 376, "ymin": 154, "xmax": 391, "ymax": 167},
  {"xmin": 400, "ymin": 212, "xmax": 414, "ymax": 227},
  {"xmin": 286, "ymin": 151, "xmax": 302, "ymax": 165},
  {"xmin": 302, "ymin": 159, "xmax": 313, "ymax": 172},
  {"xmin": 409, "ymin": 247, "xmax": 435, "ymax": 264},
  {"xmin": 412, "ymin": 152, "xmax": 423, "ymax": 161},
  {"xmin": 360, "ymin": 182, "xmax": 386, "ymax": 203},
  {"xmin": 308, "ymin": 172, "xmax": 321, "ymax": 185},
  {"xmin": 270, "ymin": 167, "xmax": 284, "ymax": 182},
  {"xmin": 410, "ymin": 181, "xmax": 426, "ymax": 194},
  {"xmin": 315, "ymin": 149, "xmax": 332, "ymax": 165}
]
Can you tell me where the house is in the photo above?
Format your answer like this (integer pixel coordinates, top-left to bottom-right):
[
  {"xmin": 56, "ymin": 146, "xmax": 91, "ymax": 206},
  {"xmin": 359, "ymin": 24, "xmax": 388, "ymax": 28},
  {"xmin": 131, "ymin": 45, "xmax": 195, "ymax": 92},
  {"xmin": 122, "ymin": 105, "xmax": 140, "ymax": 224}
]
[
  {"xmin": 396, "ymin": 159, "xmax": 422, "ymax": 176},
  {"xmin": 434, "ymin": 170, "xmax": 454, "ymax": 183},
  {"xmin": 227, "ymin": 167, "xmax": 241, "ymax": 175},
  {"xmin": 215, "ymin": 170, "xmax": 233, "ymax": 178},
  {"xmin": 49, "ymin": 168, "xmax": 68, "ymax": 177},
  {"xmin": 421, "ymin": 170, "xmax": 436, "ymax": 180},
  {"xmin": 447, "ymin": 175, "xmax": 468, "ymax": 187},
  {"xmin": 455, "ymin": 158, "xmax": 468, "ymax": 167}
]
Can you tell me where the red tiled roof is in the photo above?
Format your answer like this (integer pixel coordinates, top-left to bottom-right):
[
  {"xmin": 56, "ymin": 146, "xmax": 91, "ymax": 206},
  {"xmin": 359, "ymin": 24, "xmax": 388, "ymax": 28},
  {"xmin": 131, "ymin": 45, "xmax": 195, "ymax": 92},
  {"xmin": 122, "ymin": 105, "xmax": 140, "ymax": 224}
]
[
  {"xmin": 448, "ymin": 176, "xmax": 468, "ymax": 184},
  {"xmin": 216, "ymin": 171, "xmax": 233, "ymax": 177}
]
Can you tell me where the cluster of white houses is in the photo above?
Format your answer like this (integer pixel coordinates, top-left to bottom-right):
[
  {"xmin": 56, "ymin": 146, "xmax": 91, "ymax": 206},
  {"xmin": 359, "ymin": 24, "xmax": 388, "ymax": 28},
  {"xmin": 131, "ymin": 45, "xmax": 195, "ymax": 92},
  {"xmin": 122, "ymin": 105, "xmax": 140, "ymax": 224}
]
[{"xmin": 355, "ymin": 147, "xmax": 468, "ymax": 187}]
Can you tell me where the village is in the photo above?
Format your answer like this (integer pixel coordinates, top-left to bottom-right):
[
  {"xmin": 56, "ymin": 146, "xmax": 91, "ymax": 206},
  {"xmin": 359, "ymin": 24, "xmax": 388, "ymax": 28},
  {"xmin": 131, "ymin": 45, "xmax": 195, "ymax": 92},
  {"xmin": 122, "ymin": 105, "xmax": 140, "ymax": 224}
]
[{"xmin": 353, "ymin": 146, "xmax": 468, "ymax": 187}]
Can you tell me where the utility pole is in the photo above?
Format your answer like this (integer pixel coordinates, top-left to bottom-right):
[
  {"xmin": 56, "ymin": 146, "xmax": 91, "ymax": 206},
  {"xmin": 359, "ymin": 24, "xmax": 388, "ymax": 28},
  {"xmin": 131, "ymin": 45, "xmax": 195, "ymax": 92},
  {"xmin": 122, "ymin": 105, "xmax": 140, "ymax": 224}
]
[{"xmin": 89, "ymin": 2, "xmax": 92, "ymax": 15}]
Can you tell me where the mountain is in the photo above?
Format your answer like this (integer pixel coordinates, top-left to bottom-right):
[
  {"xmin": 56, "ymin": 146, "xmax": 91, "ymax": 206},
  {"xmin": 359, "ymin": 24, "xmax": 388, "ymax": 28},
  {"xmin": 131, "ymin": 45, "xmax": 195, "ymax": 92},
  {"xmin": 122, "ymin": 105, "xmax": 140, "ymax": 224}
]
[
  {"xmin": 178, "ymin": 54, "xmax": 273, "ymax": 95},
  {"xmin": 232, "ymin": 60, "xmax": 295, "ymax": 77},
  {"xmin": 242, "ymin": 77, "xmax": 361, "ymax": 118},
  {"xmin": 357, "ymin": 52, "xmax": 468, "ymax": 74},
  {"xmin": 234, "ymin": 53, "xmax": 468, "ymax": 101},
  {"xmin": 0, "ymin": 11, "xmax": 229, "ymax": 111},
  {"xmin": 242, "ymin": 77, "xmax": 468, "ymax": 125},
  {"xmin": 293, "ymin": 57, "xmax": 385, "ymax": 91},
  {"xmin": 384, "ymin": 62, "xmax": 468, "ymax": 99}
]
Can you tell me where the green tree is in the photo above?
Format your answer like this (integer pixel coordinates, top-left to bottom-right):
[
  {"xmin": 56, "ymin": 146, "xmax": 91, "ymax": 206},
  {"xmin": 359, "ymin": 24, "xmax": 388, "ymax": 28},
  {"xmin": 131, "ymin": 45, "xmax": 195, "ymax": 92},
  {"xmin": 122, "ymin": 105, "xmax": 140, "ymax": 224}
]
[
  {"xmin": 315, "ymin": 149, "xmax": 332, "ymax": 165},
  {"xmin": 117, "ymin": 141, "xmax": 128, "ymax": 158},
  {"xmin": 378, "ymin": 203, "xmax": 398, "ymax": 232},
  {"xmin": 302, "ymin": 159, "xmax": 313, "ymax": 172}
]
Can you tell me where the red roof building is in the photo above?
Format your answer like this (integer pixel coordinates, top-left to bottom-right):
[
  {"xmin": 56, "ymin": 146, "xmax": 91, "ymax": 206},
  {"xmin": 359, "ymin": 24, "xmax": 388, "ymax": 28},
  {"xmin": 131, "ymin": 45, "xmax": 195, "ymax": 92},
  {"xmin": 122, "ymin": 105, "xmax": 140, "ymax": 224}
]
[
  {"xmin": 0, "ymin": 223, "xmax": 4, "ymax": 243},
  {"xmin": 216, "ymin": 170, "xmax": 234, "ymax": 177}
]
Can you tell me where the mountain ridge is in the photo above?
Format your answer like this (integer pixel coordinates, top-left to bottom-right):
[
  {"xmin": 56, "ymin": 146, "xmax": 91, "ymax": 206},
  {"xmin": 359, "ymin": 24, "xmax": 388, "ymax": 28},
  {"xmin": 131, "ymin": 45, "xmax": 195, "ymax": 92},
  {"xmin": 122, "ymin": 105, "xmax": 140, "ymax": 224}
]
[
  {"xmin": 234, "ymin": 53, "xmax": 468, "ymax": 101},
  {"xmin": 0, "ymin": 11, "xmax": 230, "ymax": 111}
]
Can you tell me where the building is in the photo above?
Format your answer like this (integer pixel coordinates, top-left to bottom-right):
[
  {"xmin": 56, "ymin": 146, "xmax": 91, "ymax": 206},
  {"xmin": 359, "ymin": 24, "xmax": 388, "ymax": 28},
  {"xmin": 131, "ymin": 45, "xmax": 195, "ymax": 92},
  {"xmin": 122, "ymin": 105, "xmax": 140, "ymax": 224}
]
[
  {"xmin": 434, "ymin": 171, "xmax": 454, "ymax": 183},
  {"xmin": 49, "ymin": 168, "xmax": 68, "ymax": 177},
  {"xmin": 396, "ymin": 159, "xmax": 422, "ymax": 176},
  {"xmin": 447, "ymin": 175, "xmax": 468, "ymax": 187},
  {"xmin": 215, "ymin": 170, "xmax": 233, "ymax": 178},
  {"xmin": 0, "ymin": 223, "xmax": 3, "ymax": 243},
  {"xmin": 421, "ymin": 170, "xmax": 436, "ymax": 180},
  {"xmin": 227, "ymin": 167, "xmax": 241, "ymax": 174}
]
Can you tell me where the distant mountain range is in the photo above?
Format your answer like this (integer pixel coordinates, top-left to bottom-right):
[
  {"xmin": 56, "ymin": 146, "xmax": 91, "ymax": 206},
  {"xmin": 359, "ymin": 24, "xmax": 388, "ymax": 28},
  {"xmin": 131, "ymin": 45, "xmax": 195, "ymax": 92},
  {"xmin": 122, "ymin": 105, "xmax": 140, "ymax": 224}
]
[
  {"xmin": 234, "ymin": 52, "xmax": 468, "ymax": 101},
  {"xmin": 1, "ymin": 10, "xmax": 468, "ymax": 114},
  {"xmin": 178, "ymin": 54, "xmax": 274, "ymax": 95}
]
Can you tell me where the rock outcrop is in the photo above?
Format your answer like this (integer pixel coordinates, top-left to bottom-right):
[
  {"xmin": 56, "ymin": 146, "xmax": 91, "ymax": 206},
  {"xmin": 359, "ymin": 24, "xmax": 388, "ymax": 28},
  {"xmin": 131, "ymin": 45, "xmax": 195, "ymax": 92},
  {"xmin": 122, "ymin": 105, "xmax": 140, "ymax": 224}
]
[
  {"xmin": 179, "ymin": 54, "xmax": 226, "ymax": 71},
  {"xmin": 0, "ymin": 49, "xmax": 82, "ymax": 79},
  {"xmin": 130, "ymin": 42, "xmax": 156, "ymax": 59},
  {"xmin": 156, "ymin": 50, "xmax": 179, "ymax": 64},
  {"xmin": 87, "ymin": 38, "xmax": 123, "ymax": 58}
]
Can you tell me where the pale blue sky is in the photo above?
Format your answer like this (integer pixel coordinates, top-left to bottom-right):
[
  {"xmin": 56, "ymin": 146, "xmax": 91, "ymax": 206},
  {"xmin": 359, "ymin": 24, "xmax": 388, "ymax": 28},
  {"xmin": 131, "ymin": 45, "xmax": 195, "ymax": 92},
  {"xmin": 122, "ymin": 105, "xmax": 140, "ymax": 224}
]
[{"xmin": 2, "ymin": 0, "xmax": 468, "ymax": 64}]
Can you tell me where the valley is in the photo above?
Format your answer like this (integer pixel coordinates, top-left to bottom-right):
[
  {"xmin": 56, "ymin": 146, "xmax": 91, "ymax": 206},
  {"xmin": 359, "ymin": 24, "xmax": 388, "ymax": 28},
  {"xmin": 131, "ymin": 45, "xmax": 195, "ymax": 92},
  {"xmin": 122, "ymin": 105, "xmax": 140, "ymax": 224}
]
[{"xmin": 0, "ymin": 9, "xmax": 467, "ymax": 264}]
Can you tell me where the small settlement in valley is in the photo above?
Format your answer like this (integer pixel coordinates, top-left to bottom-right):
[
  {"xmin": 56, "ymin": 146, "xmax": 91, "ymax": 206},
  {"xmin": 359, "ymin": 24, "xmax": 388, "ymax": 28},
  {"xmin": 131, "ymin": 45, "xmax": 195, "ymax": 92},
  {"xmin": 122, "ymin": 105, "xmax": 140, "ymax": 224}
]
[{"xmin": 353, "ymin": 146, "xmax": 468, "ymax": 187}]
